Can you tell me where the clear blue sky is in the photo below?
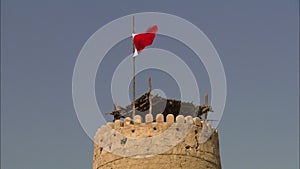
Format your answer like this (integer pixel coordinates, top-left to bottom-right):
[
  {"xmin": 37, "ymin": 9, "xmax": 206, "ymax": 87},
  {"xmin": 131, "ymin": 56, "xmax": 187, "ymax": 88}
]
[{"xmin": 1, "ymin": 0, "xmax": 299, "ymax": 169}]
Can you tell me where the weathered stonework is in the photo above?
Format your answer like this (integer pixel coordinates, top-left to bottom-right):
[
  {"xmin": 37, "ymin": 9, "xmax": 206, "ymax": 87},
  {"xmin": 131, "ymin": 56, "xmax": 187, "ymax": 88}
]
[{"xmin": 93, "ymin": 114, "xmax": 221, "ymax": 169}]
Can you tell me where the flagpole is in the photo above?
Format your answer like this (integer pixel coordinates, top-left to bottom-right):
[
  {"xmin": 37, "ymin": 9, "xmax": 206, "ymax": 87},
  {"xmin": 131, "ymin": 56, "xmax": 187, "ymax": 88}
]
[{"xmin": 132, "ymin": 16, "xmax": 136, "ymax": 118}]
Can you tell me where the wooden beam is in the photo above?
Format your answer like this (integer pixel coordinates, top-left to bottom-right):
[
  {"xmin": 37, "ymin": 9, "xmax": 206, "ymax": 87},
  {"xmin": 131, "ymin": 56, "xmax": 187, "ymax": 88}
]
[
  {"xmin": 205, "ymin": 94, "xmax": 208, "ymax": 120},
  {"xmin": 148, "ymin": 77, "xmax": 153, "ymax": 115},
  {"xmin": 148, "ymin": 77, "xmax": 152, "ymax": 92},
  {"xmin": 113, "ymin": 102, "xmax": 117, "ymax": 111}
]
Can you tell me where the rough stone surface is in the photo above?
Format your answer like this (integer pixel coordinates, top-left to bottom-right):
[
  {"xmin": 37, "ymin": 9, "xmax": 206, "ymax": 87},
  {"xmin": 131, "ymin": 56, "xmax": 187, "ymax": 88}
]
[{"xmin": 93, "ymin": 114, "xmax": 221, "ymax": 169}]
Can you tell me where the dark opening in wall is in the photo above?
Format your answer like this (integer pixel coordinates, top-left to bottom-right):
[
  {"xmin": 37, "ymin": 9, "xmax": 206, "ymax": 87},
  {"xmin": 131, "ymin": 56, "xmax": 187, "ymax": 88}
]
[{"xmin": 185, "ymin": 146, "xmax": 191, "ymax": 150}]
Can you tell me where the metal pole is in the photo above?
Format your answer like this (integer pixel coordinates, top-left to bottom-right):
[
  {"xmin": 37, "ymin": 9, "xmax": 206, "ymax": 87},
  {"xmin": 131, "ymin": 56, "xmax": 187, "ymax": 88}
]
[
  {"xmin": 205, "ymin": 93, "xmax": 208, "ymax": 120},
  {"xmin": 132, "ymin": 16, "xmax": 136, "ymax": 118}
]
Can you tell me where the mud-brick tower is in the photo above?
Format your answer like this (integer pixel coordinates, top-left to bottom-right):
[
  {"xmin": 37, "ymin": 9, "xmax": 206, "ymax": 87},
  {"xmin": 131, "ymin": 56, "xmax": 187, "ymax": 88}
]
[{"xmin": 93, "ymin": 114, "xmax": 221, "ymax": 169}]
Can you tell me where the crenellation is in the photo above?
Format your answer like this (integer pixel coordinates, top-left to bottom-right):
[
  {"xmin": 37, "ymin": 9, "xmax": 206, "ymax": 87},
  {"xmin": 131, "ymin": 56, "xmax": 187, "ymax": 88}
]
[
  {"xmin": 114, "ymin": 119, "xmax": 122, "ymax": 129},
  {"xmin": 104, "ymin": 114, "xmax": 216, "ymax": 129},
  {"xmin": 95, "ymin": 114, "xmax": 219, "ymax": 139},
  {"xmin": 166, "ymin": 114, "xmax": 174, "ymax": 124},
  {"xmin": 134, "ymin": 115, "xmax": 142, "ymax": 124},
  {"xmin": 145, "ymin": 114, "xmax": 153, "ymax": 123},
  {"xmin": 193, "ymin": 117, "xmax": 201, "ymax": 126},
  {"xmin": 176, "ymin": 115, "xmax": 185, "ymax": 123},
  {"xmin": 184, "ymin": 116, "xmax": 193, "ymax": 124},
  {"xmin": 124, "ymin": 117, "xmax": 131, "ymax": 127},
  {"xmin": 156, "ymin": 114, "xmax": 164, "ymax": 122}
]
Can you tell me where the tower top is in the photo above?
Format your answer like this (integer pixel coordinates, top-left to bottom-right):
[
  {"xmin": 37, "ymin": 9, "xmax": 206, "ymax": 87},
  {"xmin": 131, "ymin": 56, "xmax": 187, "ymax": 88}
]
[{"xmin": 93, "ymin": 114, "xmax": 221, "ymax": 169}]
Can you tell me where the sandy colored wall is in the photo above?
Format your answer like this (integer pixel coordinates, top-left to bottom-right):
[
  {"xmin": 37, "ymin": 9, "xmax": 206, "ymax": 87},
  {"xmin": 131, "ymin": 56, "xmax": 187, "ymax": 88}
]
[{"xmin": 93, "ymin": 114, "xmax": 221, "ymax": 169}]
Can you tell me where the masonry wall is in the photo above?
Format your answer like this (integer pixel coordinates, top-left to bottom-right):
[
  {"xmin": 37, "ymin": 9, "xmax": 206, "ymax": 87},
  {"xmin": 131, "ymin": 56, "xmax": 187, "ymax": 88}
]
[{"xmin": 93, "ymin": 114, "xmax": 221, "ymax": 169}]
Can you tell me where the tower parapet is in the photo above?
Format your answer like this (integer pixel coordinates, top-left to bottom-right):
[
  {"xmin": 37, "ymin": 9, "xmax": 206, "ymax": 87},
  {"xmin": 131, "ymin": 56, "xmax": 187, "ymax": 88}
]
[{"xmin": 93, "ymin": 114, "xmax": 221, "ymax": 169}]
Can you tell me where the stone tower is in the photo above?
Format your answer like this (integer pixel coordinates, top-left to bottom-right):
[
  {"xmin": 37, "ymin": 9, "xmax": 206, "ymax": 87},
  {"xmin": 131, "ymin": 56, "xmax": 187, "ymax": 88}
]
[{"xmin": 93, "ymin": 114, "xmax": 222, "ymax": 169}]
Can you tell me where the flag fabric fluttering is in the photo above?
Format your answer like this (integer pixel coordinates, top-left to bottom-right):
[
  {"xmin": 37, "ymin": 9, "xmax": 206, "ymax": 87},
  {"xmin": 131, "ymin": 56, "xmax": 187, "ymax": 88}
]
[{"xmin": 132, "ymin": 25, "xmax": 158, "ymax": 57}]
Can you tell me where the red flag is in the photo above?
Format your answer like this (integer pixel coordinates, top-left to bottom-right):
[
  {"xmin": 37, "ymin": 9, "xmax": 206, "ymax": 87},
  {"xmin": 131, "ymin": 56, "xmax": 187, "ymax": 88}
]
[{"xmin": 132, "ymin": 25, "xmax": 158, "ymax": 57}]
